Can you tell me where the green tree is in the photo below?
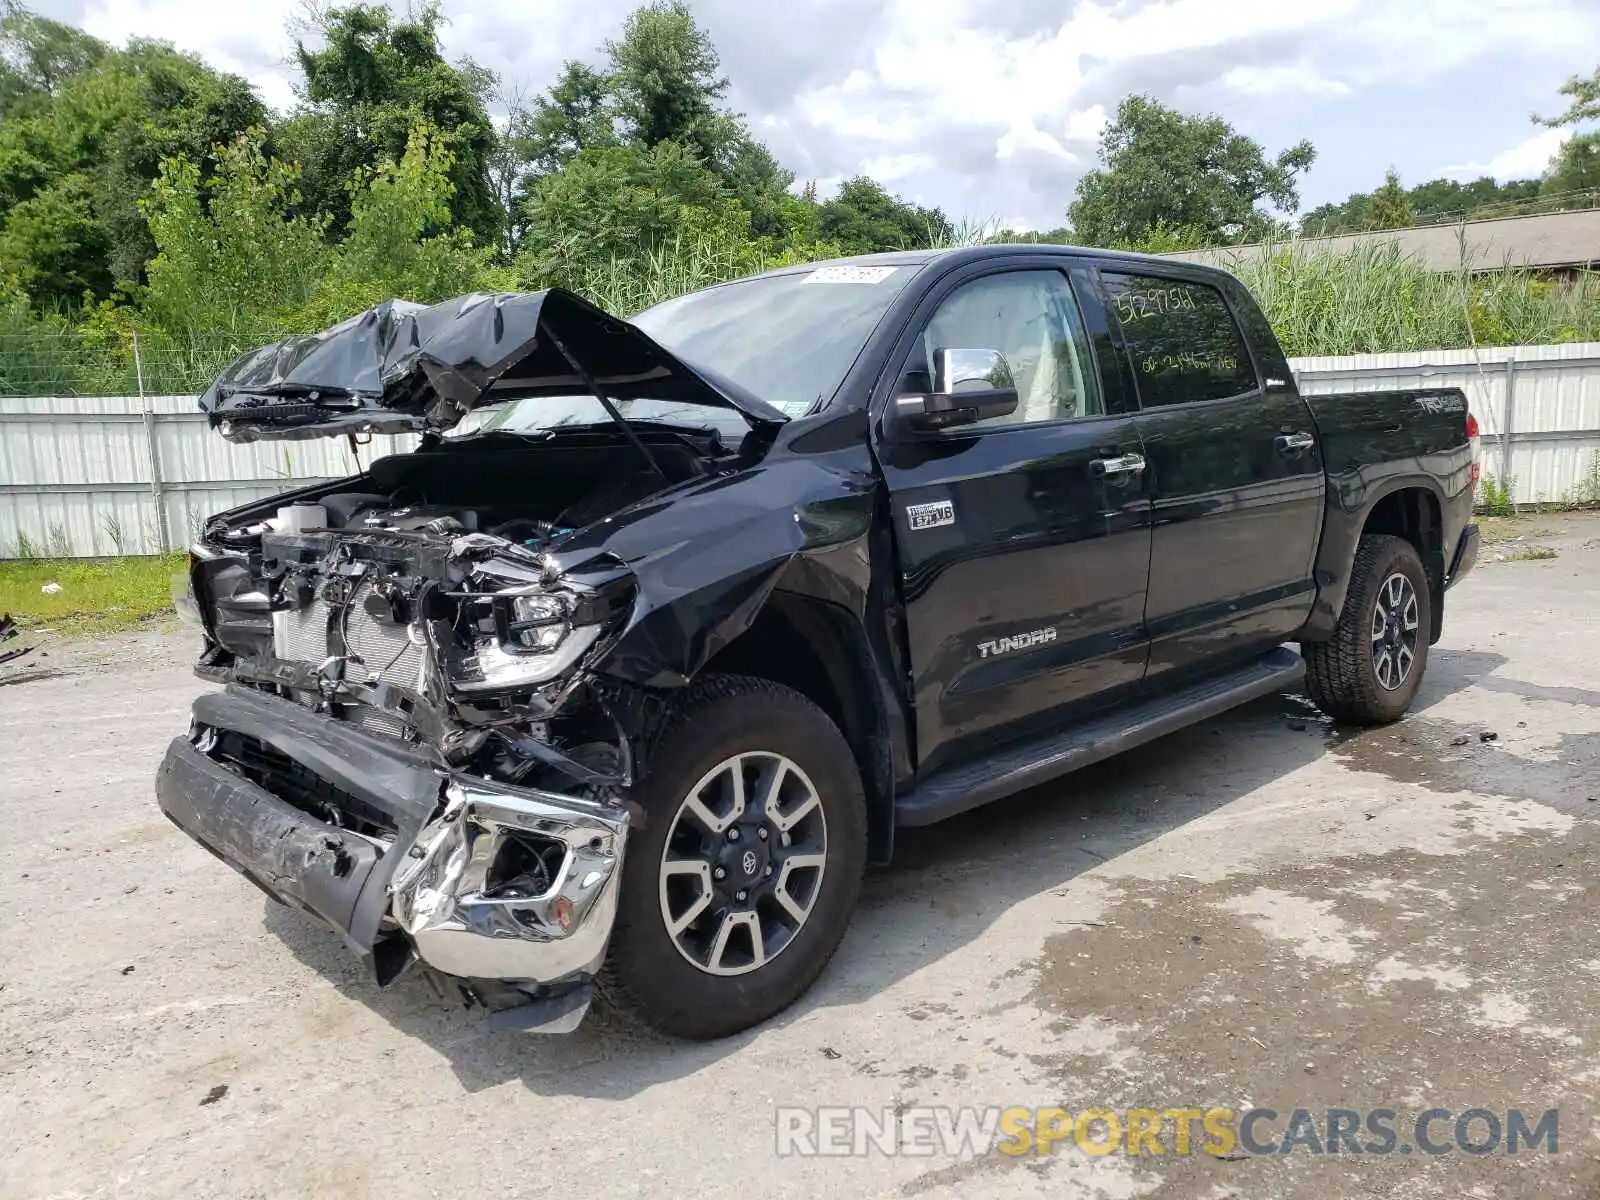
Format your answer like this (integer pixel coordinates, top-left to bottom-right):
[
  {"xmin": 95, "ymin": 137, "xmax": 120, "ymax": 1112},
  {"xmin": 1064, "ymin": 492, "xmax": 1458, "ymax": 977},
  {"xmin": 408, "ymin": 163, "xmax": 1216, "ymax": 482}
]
[
  {"xmin": 482, "ymin": 82, "xmax": 533, "ymax": 258},
  {"xmin": 1535, "ymin": 65, "xmax": 1600, "ymax": 128},
  {"xmin": 1300, "ymin": 194, "xmax": 1368, "ymax": 235},
  {"xmin": 0, "ymin": 30, "xmax": 266, "ymax": 307},
  {"xmin": 300, "ymin": 125, "xmax": 490, "ymax": 325},
  {"xmin": 606, "ymin": 1, "xmax": 739, "ymax": 170},
  {"xmin": 516, "ymin": 138, "xmax": 756, "ymax": 289},
  {"xmin": 92, "ymin": 41, "xmax": 268, "ymax": 283},
  {"xmin": 1543, "ymin": 133, "xmax": 1600, "ymax": 198},
  {"xmin": 1407, "ymin": 176, "xmax": 1541, "ymax": 220},
  {"xmin": 518, "ymin": 61, "xmax": 616, "ymax": 177},
  {"xmin": 989, "ymin": 226, "xmax": 1075, "ymax": 245},
  {"xmin": 723, "ymin": 137, "xmax": 796, "ymax": 241},
  {"xmin": 1069, "ymin": 94, "xmax": 1315, "ymax": 246},
  {"xmin": 1532, "ymin": 63, "xmax": 1600, "ymax": 203},
  {"xmin": 1367, "ymin": 169, "xmax": 1415, "ymax": 229},
  {"xmin": 513, "ymin": 4, "xmax": 816, "ymax": 251},
  {"xmin": 288, "ymin": 3, "xmax": 499, "ymax": 244},
  {"xmin": 140, "ymin": 122, "xmax": 493, "ymax": 341},
  {"xmin": 0, "ymin": 2, "xmax": 106, "ymax": 117},
  {"xmin": 817, "ymin": 177, "xmax": 951, "ymax": 255},
  {"xmin": 0, "ymin": 173, "xmax": 112, "ymax": 301},
  {"xmin": 1301, "ymin": 176, "xmax": 1545, "ymax": 235},
  {"xmin": 140, "ymin": 133, "xmax": 329, "ymax": 341},
  {"xmin": 515, "ymin": 3, "xmax": 744, "ymax": 182}
]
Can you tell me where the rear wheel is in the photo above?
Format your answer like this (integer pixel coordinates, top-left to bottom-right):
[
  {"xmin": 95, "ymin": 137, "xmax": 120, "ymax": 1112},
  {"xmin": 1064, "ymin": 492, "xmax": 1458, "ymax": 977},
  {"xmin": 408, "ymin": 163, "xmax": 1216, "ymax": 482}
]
[
  {"xmin": 1303, "ymin": 534, "xmax": 1432, "ymax": 724},
  {"xmin": 602, "ymin": 675, "xmax": 866, "ymax": 1039}
]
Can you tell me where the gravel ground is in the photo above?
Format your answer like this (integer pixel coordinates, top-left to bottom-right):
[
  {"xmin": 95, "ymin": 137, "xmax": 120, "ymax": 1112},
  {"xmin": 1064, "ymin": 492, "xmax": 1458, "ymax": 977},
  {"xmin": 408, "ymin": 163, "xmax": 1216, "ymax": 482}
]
[{"xmin": 2, "ymin": 514, "xmax": 1598, "ymax": 1200}]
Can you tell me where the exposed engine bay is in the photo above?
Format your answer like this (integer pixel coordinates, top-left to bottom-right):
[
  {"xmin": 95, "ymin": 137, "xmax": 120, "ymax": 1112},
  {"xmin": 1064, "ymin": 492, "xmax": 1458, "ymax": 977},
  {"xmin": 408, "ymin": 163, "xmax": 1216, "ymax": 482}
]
[
  {"xmin": 187, "ymin": 434, "xmax": 731, "ymax": 797},
  {"xmin": 158, "ymin": 287, "xmax": 811, "ymax": 1034}
]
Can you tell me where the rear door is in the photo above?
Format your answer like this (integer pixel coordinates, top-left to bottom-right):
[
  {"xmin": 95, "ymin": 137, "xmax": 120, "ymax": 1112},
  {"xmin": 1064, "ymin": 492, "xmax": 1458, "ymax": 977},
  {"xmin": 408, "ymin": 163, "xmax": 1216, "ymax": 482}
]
[
  {"xmin": 873, "ymin": 260, "xmax": 1151, "ymax": 776},
  {"xmin": 1098, "ymin": 268, "xmax": 1324, "ymax": 677}
]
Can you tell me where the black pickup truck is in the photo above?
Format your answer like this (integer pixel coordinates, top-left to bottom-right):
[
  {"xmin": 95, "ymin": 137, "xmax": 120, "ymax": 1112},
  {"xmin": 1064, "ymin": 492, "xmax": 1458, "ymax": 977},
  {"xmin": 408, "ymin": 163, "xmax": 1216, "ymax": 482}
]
[{"xmin": 158, "ymin": 245, "xmax": 1481, "ymax": 1039}]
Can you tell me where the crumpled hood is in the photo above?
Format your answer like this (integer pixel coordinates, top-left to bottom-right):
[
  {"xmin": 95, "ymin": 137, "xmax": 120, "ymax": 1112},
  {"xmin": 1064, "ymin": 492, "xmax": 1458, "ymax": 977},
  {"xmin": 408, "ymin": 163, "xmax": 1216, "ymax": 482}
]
[{"xmin": 200, "ymin": 288, "xmax": 787, "ymax": 442}]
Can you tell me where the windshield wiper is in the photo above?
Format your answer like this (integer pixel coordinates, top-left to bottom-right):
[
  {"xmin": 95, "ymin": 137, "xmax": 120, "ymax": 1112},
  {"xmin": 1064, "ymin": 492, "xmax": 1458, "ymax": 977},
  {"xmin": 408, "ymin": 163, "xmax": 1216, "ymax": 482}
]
[{"xmin": 538, "ymin": 317, "xmax": 667, "ymax": 482}]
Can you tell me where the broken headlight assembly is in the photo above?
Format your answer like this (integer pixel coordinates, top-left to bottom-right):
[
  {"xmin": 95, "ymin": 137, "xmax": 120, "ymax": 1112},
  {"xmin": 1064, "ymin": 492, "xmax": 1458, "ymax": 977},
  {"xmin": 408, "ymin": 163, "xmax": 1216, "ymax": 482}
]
[{"xmin": 449, "ymin": 583, "xmax": 607, "ymax": 695}]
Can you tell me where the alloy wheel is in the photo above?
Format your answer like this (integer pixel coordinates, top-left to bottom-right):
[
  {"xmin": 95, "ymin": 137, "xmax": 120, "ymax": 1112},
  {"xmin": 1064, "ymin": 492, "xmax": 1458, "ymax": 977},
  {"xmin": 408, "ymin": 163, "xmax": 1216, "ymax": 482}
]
[
  {"xmin": 1370, "ymin": 571, "xmax": 1420, "ymax": 690},
  {"xmin": 658, "ymin": 752, "xmax": 828, "ymax": 976}
]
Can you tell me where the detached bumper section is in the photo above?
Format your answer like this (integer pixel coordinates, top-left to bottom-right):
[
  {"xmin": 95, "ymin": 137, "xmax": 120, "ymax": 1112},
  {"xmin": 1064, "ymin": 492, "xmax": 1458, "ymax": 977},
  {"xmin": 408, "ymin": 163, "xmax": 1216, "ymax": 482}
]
[{"xmin": 156, "ymin": 687, "xmax": 628, "ymax": 1030}]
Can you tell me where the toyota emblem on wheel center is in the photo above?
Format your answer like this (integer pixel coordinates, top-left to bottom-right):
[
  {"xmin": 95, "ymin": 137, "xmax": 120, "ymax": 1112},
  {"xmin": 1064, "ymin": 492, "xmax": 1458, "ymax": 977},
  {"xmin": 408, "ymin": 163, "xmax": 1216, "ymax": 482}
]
[{"xmin": 741, "ymin": 849, "xmax": 759, "ymax": 876}]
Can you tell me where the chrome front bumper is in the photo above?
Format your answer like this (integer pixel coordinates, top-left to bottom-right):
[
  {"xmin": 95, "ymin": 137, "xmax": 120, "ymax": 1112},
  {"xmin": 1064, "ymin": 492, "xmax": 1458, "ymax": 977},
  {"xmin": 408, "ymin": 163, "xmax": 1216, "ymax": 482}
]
[
  {"xmin": 156, "ymin": 686, "xmax": 628, "ymax": 1033},
  {"xmin": 390, "ymin": 779, "xmax": 627, "ymax": 989}
]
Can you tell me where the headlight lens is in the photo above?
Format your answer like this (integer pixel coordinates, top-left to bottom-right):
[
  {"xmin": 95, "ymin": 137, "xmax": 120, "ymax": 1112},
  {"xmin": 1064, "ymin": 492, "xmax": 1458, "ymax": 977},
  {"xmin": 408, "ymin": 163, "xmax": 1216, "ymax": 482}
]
[
  {"xmin": 444, "ymin": 585, "xmax": 593, "ymax": 694},
  {"xmin": 455, "ymin": 626, "xmax": 602, "ymax": 694},
  {"xmin": 514, "ymin": 622, "xmax": 567, "ymax": 652},
  {"xmin": 507, "ymin": 591, "xmax": 570, "ymax": 652},
  {"xmin": 511, "ymin": 594, "xmax": 567, "ymax": 625}
]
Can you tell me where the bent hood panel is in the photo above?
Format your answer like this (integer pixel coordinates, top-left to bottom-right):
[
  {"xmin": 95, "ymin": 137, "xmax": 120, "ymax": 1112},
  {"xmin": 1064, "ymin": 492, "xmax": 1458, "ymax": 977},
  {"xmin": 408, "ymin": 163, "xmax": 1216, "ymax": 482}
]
[{"xmin": 200, "ymin": 288, "xmax": 785, "ymax": 442}]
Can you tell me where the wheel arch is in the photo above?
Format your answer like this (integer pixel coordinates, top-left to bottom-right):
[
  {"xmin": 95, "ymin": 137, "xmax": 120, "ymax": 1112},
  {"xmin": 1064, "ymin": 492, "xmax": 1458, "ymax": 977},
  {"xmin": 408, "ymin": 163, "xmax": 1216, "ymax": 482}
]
[
  {"xmin": 695, "ymin": 591, "xmax": 898, "ymax": 864},
  {"xmin": 1304, "ymin": 477, "xmax": 1448, "ymax": 645},
  {"xmin": 1359, "ymin": 485, "xmax": 1445, "ymax": 643}
]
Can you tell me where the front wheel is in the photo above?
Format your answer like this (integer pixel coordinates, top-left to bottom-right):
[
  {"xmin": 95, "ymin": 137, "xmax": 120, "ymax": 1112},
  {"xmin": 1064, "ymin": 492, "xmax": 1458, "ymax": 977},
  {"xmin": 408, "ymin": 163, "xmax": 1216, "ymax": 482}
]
[
  {"xmin": 602, "ymin": 675, "xmax": 867, "ymax": 1039},
  {"xmin": 1303, "ymin": 534, "xmax": 1432, "ymax": 724}
]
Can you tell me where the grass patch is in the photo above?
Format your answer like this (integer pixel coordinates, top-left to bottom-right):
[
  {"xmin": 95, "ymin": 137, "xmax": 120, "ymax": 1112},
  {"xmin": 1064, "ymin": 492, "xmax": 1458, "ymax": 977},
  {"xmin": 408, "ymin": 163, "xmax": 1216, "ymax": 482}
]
[
  {"xmin": 0, "ymin": 554, "xmax": 185, "ymax": 634},
  {"xmin": 1478, "ymin": 475, "xmax": 1517, "ymax": 518},
  {"xmin": 1502, "ymin": 546, "xmax": 1559, "ymax": 562},
  {"xmin": 1477, "ymin": 516, "xmax": 1556, "ymax": 544}
]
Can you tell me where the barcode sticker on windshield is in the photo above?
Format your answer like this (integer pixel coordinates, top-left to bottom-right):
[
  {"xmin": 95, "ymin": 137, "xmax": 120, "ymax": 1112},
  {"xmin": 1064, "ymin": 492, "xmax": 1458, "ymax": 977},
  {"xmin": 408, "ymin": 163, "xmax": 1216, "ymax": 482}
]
[{"xmin": 802, "ymin": 265, "xmax": 899, "ymax": 284}]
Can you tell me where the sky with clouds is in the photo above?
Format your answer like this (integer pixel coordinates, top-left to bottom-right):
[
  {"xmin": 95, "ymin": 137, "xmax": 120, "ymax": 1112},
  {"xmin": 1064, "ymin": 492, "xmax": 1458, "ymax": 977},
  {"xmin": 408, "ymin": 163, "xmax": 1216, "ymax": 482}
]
[{"xmin": 45, "ymin": 0, "xmax": 1600, "ymax": 229}]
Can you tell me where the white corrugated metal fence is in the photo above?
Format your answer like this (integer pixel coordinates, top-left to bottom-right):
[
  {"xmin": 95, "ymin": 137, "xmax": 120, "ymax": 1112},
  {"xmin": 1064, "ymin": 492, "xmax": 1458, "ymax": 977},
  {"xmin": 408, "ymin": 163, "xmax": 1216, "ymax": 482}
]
[
  {"xmin": 3, "ymin": 341, "xmax": 1598, "ymax": 558},
  {"xmin": 0, "ymin": 395, "xmax": 415, "ymax": 557},
  {"xmin": 1291, "ymin": 342, "xmax": 1600, "ymax": 508}
]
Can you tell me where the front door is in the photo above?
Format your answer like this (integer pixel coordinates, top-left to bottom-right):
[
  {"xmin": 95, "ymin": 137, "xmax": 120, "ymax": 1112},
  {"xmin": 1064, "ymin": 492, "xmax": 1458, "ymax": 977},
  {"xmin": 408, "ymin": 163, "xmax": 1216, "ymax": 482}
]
[
  {"xmin": 873, "ymin": 263, "xmax": 1151, "ymax": 776},
  {"xmin": 1098, "ymin": 268, "xmax": 1325, "ymax": 677}
]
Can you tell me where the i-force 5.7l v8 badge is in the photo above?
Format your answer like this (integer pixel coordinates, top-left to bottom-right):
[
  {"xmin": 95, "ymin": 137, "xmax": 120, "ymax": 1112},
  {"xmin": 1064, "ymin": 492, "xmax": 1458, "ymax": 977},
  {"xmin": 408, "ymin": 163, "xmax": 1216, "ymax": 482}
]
[{"xmin": 906, "ymin": 500, "xmax": 955, "ymax": 530}]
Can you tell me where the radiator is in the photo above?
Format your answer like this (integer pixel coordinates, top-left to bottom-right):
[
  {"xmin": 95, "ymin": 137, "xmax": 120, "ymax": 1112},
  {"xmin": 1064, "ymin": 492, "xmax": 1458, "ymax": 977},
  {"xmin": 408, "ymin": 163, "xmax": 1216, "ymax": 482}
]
[
  {"xmin": 342, "ymin": 578, "xmax": 427, "ymax": 692},
  {"xmin": 270, "ymin": 579, "xmax": 427, "ymax": 693}
]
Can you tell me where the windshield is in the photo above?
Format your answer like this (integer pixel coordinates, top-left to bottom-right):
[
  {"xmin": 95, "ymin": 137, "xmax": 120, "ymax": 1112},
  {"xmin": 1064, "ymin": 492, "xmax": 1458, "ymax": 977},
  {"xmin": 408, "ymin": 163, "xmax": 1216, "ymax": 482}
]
[
  {"xmin": 445, "ymin": 394, "xmax": 752, "ymax": 442},
  {"xmin": 630, "ymin": 263, "xmax": 924, "ymax": 417}
]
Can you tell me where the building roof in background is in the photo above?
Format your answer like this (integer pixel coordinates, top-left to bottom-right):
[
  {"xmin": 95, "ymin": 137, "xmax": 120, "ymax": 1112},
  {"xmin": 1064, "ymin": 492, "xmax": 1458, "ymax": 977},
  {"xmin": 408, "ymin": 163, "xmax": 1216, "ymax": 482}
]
[{"xmin": 1160, "ymin": 209, "xmax": 1600, "ymax": 272}]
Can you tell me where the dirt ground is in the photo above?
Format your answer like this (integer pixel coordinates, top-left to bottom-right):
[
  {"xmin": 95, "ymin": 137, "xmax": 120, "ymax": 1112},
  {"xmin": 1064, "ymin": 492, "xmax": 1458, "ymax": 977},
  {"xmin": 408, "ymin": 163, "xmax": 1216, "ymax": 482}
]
[{"xmin": 2, "ymin": 514, "xmax": 1597, "ymax": 1200}]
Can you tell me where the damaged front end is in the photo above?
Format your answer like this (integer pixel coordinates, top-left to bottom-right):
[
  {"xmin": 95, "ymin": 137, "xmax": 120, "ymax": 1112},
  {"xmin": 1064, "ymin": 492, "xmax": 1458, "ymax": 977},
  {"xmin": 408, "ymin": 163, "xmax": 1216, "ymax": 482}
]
[
  {"xmin": 162, "ymin": 517, "xmax": 644, "ymax": 1030},
  {"xmin": 158, "ymin": 287, "xmax": 785, "ymax": 1031}
]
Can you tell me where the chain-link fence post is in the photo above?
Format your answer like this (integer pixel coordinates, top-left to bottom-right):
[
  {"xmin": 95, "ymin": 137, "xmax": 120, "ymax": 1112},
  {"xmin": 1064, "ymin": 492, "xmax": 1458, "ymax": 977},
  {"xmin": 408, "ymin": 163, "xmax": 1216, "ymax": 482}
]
[{"xmin": 134, "ymin": 330, "xmax": 171, "ymax": 553}]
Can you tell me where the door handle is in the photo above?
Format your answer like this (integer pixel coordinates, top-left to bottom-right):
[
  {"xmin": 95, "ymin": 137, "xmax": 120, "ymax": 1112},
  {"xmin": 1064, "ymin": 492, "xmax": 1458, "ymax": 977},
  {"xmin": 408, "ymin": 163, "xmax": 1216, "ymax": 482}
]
[
  {"xmin": 1089, "ymin": 453, "xmax": 1146, "ymax": 478},
  {"xmin": 1275, "ymin": 431, "xmax": 1315, "ymax": 455}
]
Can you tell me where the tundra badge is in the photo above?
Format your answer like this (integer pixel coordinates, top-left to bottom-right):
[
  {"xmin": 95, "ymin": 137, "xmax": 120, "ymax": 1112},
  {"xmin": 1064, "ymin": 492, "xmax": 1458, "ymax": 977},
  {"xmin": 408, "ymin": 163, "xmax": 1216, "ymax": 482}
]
[
  {"xmin": 906, "ymin": 500, "xmax": 955, "ymax": 530},
  {"xmin": 978, "ymin": 627, "xmax": 1057, "ymax": 658}
]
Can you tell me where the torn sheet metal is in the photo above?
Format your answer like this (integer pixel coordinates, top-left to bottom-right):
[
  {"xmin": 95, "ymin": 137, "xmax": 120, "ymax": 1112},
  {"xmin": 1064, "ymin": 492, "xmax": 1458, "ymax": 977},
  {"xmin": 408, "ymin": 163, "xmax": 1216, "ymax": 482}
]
[
  {"xmin": 200, "ymin": 289, "xmax": 787, "ymax": 443},
  {"xmin": 389, "ymin": 779, "xmax": 629, "ymax": 983}
]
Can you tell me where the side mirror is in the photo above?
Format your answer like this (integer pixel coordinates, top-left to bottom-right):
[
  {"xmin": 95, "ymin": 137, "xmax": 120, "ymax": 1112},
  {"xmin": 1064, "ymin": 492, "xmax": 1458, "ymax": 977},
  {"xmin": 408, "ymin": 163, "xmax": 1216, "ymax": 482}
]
[{"xmin": 890, "ymin": 348, "xmax": 1019, "ymax": 435}]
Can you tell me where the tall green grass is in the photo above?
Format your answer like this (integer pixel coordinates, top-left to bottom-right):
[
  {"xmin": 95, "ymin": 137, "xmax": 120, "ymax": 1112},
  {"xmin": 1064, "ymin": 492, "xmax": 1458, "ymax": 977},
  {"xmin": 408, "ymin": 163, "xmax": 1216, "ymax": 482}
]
[
  {"xmin": 1225, "ymin": 238, "xmax": 1600, "ymax": 358},
  {"xmin": 569, "ymin": 233, "xmax": 772, "ymax": 316},
  {"xmin": 3, "ymin": 232, "xmax": 1599, "ymax": 396}
]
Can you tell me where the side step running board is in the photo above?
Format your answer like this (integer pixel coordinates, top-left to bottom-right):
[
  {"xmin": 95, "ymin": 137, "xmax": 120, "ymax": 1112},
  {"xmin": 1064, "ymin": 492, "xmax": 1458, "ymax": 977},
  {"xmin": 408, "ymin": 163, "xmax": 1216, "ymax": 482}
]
[{"xmin": 894, "ymin": 646, "xmax": 1305, "ymax": 827}]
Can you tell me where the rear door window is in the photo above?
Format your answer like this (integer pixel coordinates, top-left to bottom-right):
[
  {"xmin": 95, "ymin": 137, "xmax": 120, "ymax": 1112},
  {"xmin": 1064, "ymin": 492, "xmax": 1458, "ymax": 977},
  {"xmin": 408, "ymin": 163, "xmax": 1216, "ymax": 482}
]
[{"xmin": 1101, "ymin": 273, "xmax": 1258, "ymax": 407}]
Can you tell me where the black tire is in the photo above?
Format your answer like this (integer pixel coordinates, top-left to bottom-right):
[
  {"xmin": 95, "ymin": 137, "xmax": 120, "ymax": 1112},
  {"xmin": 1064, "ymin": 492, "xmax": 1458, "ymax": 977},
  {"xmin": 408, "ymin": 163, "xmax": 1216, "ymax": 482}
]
[
  {"xmin": 601, "ymin": 674, "xmax": 867, "ymax": 1039},
  {"xmin": 1303, "ymin": 534, "xmax": 1432, "ymax": 725}
]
